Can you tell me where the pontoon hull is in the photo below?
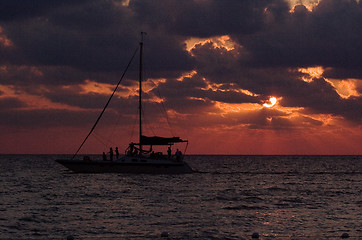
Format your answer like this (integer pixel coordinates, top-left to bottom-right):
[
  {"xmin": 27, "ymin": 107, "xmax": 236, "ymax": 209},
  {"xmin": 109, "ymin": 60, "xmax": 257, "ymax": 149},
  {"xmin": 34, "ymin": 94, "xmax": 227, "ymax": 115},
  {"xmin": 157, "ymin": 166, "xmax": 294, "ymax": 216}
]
[{"xmin": 56, "ymin": 158, "xmax": 193, "ymax": 174}]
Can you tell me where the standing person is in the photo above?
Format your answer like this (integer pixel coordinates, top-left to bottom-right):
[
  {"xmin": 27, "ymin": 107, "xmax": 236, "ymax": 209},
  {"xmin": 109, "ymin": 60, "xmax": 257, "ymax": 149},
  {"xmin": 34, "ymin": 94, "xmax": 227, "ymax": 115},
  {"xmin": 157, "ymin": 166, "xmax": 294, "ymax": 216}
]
[
  {"xmin": 128, "ymin": 143, "xmax": 134, "ymax": 156},
  {"xmin": 167, "ymin": 146, "xmax": 172, "ymax": 159},
  {"xmin": 115, "ymin": 147, "xmax": 119, "ymax": 159},
  {"xmin": 102, "ymin": 152, "xmax": 107, "ymax": 161},
  {"xmin": 109, "ymin": 147, "xmax": 114, "ymax": 161},
  {"xmin": 175, "ymin": 149, "xmax": 182, "ymax": 162}
]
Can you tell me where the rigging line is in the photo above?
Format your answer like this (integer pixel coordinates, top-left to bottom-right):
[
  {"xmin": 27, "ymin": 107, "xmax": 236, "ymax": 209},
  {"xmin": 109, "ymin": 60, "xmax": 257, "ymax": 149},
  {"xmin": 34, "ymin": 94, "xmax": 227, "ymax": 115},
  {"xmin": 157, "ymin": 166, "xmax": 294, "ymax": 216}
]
[
  {"xmin": 92, "ymin": 131, "xmax": 111, "ymax": 148},
  {"xmin": 71, "ymin": 46, "xmax": 139, "ymax": 160},
  {"xmin": 139, "ymin": 102, "xmax": 153, "ymax": 136},
  {"xmin": 141, "ymin": 106, "xmax": 156, "ymax": 136},
  {"xmin": 129, "ymin": 109, "xmax": 138, "ymax": 143},
  {"xmin": 108, "ymin": 106, "xmax": 124, "ymax": 144},
  {"xmin": 156, "ymin": 88, "xmax": 175, "ymax": 136}
]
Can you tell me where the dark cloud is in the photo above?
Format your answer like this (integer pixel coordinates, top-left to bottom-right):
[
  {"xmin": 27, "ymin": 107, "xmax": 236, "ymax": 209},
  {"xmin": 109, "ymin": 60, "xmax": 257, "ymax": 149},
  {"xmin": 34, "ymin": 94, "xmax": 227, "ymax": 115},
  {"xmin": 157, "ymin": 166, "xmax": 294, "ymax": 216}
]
[
  {"xmin": 0, "ymin": 97, "xmax": 26, "ymax": 110},
  {"xmin": 0, "ymin": 0, "xmax": 361, "ymax": 134},
  {"xmin": 43, "ymin": 89, "xmax": 140, "ymax": 116},
  {"xmin": 201, "ymin": 89, "xmax": 259, "ymax": 104},
  {"xmin": 2, "ymin": 0, "xmax": 359, "ymax": 78},
  {"xmin": 238, "ymin": 0, "xmax": 362, "ymax": 73},
  {"xmin": 280, "ymin": 77, "xmax": 362, "ymax": 123},
  {"xmin": 0, "ymin": 0, "xmax": 193, "ymax": 77},
  {"xmin": 191, "ymin": 39, "xmax": 361, "ymax": 123},
  {"xmin": 0, "ymin": 106, "xmax": 137, "ymax": 129},
  {"xmin": 0, "ymin": 108, "xmax": 95, "ymax": 127},
  {"xmin": 3, "ymin": 18, "xmax": 136, "ymax": 72},
  {"xmin": 269, "ymin": 114, "xmax": 324, "ymax": 130},
  {"xmin": 323, "ymin": 67, "xmax": 362, "ymax": 79},
  {"xmin": 154, "ymin": 76, "xmax": 215, "ymax": 114},
  {"xmin": 0, "ymin": 64, "xmax": 134, "ymax": 86},
  {"xmin": 191, "ymin": 42, "xmax": 243, "ymax": 83},
  {"xmin": 191, "ymin": 41, "xmax": 303, "ymax": 94},
  {"xmin": 129, "ymin": 0, "xmax": 276, "ymax": 37},
  {"xmin": 45, "ymin": 91, "xmax": 110, "ymax": 110},
  {"xmin": 0, "ymin": 0, "xmax": 89, "ymax": 22}
]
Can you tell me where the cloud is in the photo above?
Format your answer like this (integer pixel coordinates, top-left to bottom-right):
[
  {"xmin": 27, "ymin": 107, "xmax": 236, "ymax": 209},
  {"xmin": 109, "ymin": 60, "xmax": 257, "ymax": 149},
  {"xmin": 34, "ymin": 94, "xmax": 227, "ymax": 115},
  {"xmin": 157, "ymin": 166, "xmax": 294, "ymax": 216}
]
[
  {"xmin": 0, "ymin": 108, "xmax": 92, "ymax": 128},
  {"xmin": 190, "ymin": 37, "xmax": 361, "ymax": 123},
  {"xmin": 279, "ymin": 77, "xmax": 362, "ymax": 122},
  {"xmin": 0, "ymin": 0, "xmax": 193, "ymax": 77},
  {"xmin": 238, "ymin": 0, "xmax": 362, "ymax": 74},
  {"xmin": 323, "ymin": 67, "xmax": 362, "ymax": 80},
  {"xmin": 129, "ymin": 0, "xmax": 275, "ymax": 37},
  {"xmin": 0, "ymin": 0, "xmax": 89, "ymax": 22},
  {"xmin": 0, "ymin": 97, "xmax": 26, "ymax": 110},
  {"xmin": 0, "ymin": 0, "xmax": 361, "ymax": 153}
]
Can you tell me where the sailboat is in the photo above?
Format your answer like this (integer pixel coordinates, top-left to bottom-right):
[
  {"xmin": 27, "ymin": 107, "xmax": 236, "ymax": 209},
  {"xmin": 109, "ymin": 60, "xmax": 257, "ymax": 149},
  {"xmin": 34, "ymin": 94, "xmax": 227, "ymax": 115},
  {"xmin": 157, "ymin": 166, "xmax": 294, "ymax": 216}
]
[{"xmin": 56, "ymin": 33, "xmax": 193, "ymax": 174}]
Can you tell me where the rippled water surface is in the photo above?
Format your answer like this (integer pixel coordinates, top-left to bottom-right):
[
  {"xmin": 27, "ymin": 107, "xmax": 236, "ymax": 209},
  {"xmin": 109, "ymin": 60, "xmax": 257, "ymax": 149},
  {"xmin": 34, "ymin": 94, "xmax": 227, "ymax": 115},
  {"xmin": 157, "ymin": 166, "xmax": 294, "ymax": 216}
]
[{"xmin": 1, "ymin": 155, "xmax": 361, "ymax": 239}]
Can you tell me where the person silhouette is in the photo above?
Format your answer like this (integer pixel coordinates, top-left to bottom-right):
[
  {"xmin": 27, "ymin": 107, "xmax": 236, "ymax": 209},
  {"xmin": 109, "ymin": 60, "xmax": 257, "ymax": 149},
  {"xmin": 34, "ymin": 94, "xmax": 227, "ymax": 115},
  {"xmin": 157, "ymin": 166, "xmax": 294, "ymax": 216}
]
[
  {"xmin": 167, "ymin": 147, "xmax": 172, "ymax": 159},
  {"xmin": 175, "ymin": 149, "xmax": 182, "ymax": 161},
  {"xmin": 115, "ymin": 147, "xmax": 119, "ymax": 159},
  {"xmin": 109, "ymin": 147, "xmax": 114, "ymax": 161}
]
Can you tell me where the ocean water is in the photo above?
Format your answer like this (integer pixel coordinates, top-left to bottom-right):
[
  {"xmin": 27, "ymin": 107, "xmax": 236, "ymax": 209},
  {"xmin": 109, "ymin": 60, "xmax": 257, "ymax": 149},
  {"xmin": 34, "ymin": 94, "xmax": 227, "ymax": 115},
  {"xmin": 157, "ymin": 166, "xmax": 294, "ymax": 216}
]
[{"xmin": 0, "ymin": 155, "xmax": 361, "ymax": 240}]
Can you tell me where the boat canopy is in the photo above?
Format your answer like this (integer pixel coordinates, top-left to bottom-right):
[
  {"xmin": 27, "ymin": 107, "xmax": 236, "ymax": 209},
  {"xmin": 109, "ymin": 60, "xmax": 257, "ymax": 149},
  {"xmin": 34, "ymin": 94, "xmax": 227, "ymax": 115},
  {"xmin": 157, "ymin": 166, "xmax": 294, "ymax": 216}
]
[{"xmin": 139, "ymin": 135, "xmax": 188, "ymax": 145}]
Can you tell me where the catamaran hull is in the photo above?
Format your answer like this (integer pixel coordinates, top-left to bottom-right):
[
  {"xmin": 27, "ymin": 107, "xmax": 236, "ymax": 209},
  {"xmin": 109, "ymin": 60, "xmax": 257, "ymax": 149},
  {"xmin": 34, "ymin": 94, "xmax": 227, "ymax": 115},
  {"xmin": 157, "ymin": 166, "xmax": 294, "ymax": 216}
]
[{"xmin": 56, "ymin": 159, "xmax": 193, "ymax": 174}]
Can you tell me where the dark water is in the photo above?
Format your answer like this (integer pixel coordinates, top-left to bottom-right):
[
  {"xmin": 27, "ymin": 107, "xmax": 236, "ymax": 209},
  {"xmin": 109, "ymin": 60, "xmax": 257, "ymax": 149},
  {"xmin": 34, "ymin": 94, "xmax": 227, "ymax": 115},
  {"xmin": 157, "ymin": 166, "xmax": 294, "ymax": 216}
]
[{"xmin": 1, "ymin": 155, "xmax": 361, "ymax": 240}]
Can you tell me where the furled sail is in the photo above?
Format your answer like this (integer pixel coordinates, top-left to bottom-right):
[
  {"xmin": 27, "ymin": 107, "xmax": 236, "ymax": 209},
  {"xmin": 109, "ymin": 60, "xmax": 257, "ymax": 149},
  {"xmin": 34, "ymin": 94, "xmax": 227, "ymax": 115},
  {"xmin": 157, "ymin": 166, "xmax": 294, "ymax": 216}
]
[{"xmin": 140, "ymin": 135, "xmax": 188, "ymax": 145}]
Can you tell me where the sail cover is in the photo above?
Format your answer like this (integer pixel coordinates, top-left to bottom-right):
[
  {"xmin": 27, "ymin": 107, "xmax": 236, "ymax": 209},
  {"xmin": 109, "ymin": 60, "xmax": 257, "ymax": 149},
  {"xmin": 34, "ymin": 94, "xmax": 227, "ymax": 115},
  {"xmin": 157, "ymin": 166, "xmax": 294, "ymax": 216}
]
[{"xmin": 140, "ymin": 135, "xmax": 187, "ymax": 145}]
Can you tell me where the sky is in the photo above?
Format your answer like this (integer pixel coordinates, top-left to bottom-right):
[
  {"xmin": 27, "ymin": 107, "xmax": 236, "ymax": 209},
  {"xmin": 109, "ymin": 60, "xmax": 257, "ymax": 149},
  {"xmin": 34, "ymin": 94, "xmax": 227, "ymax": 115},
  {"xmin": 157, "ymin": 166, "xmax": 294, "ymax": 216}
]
[{"xmin": 0, "ymin": 0, "xmax": 361, "ymax": 155}]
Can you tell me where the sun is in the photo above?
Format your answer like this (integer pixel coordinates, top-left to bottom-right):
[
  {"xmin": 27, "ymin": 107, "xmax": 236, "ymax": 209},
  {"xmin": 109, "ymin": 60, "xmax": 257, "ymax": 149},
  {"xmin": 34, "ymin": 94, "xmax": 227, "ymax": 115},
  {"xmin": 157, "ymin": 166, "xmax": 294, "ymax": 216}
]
[{"xmin": 263, "ymin": 97, "xmax": 277, "ymax": 108}]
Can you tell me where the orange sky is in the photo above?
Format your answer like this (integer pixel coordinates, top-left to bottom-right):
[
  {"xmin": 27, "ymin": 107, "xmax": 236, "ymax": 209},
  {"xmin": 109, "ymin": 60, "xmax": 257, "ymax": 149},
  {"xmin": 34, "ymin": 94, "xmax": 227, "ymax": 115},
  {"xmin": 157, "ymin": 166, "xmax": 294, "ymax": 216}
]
[
  {"xmin": 0, "ymin": 0, "xmax": 361, "ymax": 154},
  {"xmin": 1, "ymin": 61, "xmax": 360, "ymax": 154}
]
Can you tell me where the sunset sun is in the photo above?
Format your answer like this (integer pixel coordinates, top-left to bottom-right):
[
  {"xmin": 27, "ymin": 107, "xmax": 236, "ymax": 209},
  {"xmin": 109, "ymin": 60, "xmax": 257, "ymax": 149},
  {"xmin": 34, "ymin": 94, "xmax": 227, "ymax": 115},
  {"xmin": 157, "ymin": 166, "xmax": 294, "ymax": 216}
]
[{"xmin": 263, "ymin": 97, "xmax": 278, "ymax": 108}]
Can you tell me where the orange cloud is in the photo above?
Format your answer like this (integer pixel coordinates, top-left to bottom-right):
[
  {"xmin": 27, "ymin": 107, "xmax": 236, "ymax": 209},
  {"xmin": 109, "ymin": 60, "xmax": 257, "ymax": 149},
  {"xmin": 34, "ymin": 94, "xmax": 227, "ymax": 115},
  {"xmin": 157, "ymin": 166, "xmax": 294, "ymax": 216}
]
[
  {"xmin": 0, "ymin": 26, "xmax": 14, "ymax": 48},
  {"xmin": 185, "ymin": 35, "xmax": 238, "ymax": 52},
  {"xmin": 0, "ymin": 84, "xmax": 82, "ymax": 111},
  {"xmin": 288, "ymin": 0, "xmax": 320, "ymax": 12},
  {"xmin": 326, "ymin": 79, "xmax": 361, "ymax": 99},
  {"xmin": 298, "ymin": 66, "xmax": 324, "ymax": 82},
  {"xmin": 298, "ymin": 66, "xmax": 361, "ymax": 99}
]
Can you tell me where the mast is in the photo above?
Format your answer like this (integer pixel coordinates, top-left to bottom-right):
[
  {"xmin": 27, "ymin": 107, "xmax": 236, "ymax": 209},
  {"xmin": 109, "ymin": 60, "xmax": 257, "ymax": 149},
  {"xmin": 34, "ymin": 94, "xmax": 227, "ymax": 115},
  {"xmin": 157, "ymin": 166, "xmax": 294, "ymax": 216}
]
[{"xmin": 139, "ymin": 32, "xmax": 145, "ymax": 152}]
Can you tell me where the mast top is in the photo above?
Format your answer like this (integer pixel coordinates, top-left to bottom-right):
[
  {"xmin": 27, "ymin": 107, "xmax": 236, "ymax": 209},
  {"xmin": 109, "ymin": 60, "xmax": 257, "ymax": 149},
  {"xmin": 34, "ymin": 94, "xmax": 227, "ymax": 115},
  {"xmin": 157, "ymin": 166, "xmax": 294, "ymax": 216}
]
[{"xmin": 140, "ymin": 32, "xmax": 147, "ymax": 43}]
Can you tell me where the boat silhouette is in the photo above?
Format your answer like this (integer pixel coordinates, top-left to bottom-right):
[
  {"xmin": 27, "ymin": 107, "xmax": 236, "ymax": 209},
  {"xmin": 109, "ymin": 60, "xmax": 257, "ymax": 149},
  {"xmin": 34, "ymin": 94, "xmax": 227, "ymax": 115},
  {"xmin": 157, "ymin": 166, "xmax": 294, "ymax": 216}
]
[{"xmin": 56, "ymin": 33, "xmax": 193, "ymax": 174}]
